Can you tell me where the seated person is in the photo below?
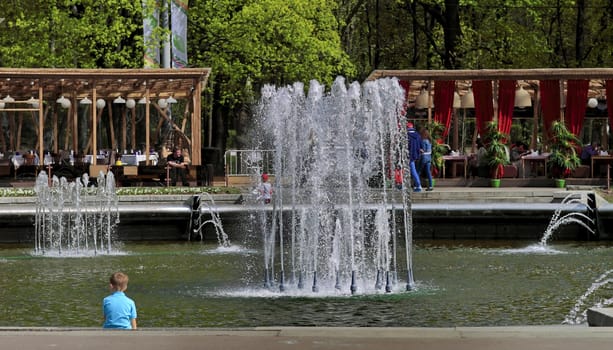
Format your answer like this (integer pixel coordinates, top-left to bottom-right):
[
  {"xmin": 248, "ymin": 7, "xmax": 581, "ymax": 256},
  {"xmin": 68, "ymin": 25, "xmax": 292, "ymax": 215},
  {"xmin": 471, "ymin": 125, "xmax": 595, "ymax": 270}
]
[
  {"xmin": 469, "ymin": 138, "xmax": 488, "ymax": 178},
  {"xmin": 510, "ymin": 141, "xmax": 529, "ymax": 162},
  {"xmin": 510, "ymin": 141, "xmax": 529, "ymax": 175},
  {"xmin": 166, "ymin": 147, "xmax": 189, "ymax": 186},
  {"xmin": 580, "ymin": 142, "xmax": 599, "ymax": 165}
]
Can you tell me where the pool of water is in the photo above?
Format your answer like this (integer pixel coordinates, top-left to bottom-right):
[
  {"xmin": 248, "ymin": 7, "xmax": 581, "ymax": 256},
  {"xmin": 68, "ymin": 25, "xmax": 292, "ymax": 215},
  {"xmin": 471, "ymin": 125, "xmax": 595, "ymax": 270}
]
[{"xmin": 0, "ymin": 240, "xmax": 611, "ymax": 328}]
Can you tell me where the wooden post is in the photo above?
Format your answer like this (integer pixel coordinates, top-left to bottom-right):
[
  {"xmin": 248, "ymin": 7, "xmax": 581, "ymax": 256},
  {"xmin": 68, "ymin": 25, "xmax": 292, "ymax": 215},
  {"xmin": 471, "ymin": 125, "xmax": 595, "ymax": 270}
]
[
  {"xmin": 531, "ymin": 85, "xmax": 539, "ymax": 151},
  {"xmin": 145, "ymin": 88, "xmax": 150, "ymax": 166},
  {"xmin": 121, "ymin": 107, "xmax": 127, "ymax": 152},
  {"xmin": 72, "ymin": 95, "xmax": 78, "ymax": 153},
  {"xmin": 92, "ymin": 89, "xmax": 97, "ymax": 165},
  {"xmin": 131, "ymin": 106, "xmax": 136, "ymax": 150},
  {"xmin": 426, "ymin": 82, "xmax": 432, "ymax": 123},
  {"xmin": 452, "ymin": 108, "xmax": 459, "ymax": 152},
  {"xmin": 63, "ymin": 105, "xmax": 71, "ymax": 151},
  {"xmin": 38, "ymin": 87, "xmax": 44, "ymax": 167},
  {"xmin": 52, "ymin": 110, "xmax": 58, "ymax": 154},
  {"xmin": 192, "ymin": 79, "xmax": 202, "ymax": 166},
  {"xmin": 493, "ymin": 80, "xmax": 499, "ymax": 123},
  {"xmin": 560, "ymin": 79, "xmax": 565, "ymax": 122},
  {"xmin": 16, "ymin": 113, "xmax": 22, "ymax": 152},
  {"xmin": 0, "ymin": 110, "xmax": 5, "ymax": 152},
  {"xmin": 108, "ymin": 99, "xmax": 116, "ymax": 151},
  {"xmin": 8, "ymin": 110, "xmax": 15, "ymax": 151}
]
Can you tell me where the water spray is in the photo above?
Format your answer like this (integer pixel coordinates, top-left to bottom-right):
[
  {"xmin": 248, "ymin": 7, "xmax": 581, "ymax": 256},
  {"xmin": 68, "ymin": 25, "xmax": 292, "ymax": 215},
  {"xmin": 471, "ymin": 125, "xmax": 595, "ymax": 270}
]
[
  {"xmin": 375, "ymin": 270, "xmax": 382, "ymax": 290},
  {"xmin": 385, "ymin": 271, "xmax": 392, "ymax": 293},
  {"xmin": 312, "ymin": 271, "xmax": 319, "ymax": 293}
]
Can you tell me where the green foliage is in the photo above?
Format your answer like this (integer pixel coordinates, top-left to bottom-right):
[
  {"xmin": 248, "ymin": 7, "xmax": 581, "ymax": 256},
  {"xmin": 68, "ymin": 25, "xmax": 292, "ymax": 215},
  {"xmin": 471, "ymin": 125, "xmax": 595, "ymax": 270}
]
[
  {"xmin": 189, "ymin": 0, "xmax": 355, "ymax": 108},
  {"xmin": 341, "ymin": 0, "xmax": 613, "ymax": 73},
  {"xmin": 483, "ymin": 121, "xmax": 509, "ymax": 179},
  {"xmin": 548, "ymin": 121, "xmax": 580, "ymax": 178},
  {"xmin": 0, "ymin": 0, "xmax": 144, "ymax": 68}
]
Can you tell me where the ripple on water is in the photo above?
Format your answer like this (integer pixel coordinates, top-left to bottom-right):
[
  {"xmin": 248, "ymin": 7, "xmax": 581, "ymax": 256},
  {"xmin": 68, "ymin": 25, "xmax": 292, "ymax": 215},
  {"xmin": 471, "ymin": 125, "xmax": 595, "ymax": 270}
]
[
  {"xmin": 492, "ymin": 244, "xmax": 569, "ymax": 255},
  {"xmin": 201, "ymin": 245, "xmax": 257, "ymax": 255}
]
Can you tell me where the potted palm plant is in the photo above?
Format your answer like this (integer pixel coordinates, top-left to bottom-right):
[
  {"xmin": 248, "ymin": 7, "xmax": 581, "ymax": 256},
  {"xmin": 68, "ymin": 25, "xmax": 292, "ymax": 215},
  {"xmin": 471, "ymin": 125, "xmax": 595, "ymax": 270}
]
[
  {"xmin": 548, "ymin": 121, "xmax": 580, "ymax": 188},
  {"xmin": 483, "ymin": 121, "xmax": 509, "ymax": 187}
]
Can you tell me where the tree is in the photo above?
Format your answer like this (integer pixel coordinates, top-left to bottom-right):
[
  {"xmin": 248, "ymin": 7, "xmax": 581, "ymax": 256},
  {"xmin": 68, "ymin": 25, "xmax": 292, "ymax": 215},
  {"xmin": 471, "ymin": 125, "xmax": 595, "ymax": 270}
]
[
  {"xmin": 189, "ymin": 0, "xmax": 355, "ymax": 150},
  {"xmin": 0, "ymin": 0, "xmax": 143, "ymax": 68}
]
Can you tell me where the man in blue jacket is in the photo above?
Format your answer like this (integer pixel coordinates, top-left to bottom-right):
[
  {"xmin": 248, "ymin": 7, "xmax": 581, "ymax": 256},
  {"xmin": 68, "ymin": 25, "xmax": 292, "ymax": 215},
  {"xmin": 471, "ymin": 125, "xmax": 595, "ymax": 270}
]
[{"xmin": 407, "ymin": 122, "xmax": 422, "ymax": 192}]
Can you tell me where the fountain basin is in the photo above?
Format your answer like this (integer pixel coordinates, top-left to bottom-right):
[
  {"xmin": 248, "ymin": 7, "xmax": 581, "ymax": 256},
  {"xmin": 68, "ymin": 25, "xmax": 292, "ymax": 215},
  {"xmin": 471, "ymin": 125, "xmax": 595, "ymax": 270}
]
[
  {"xmin": 587, "ymin": 308, "xmax": 613, "ymax": 326},
  {"xmin": 0, "ymin": 195, "xmax": 609, "ymax": 242}
]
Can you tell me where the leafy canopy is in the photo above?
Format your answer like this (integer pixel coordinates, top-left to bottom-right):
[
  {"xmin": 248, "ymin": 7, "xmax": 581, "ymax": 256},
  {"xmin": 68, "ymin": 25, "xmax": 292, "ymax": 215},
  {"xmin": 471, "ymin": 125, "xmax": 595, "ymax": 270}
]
[{"xmin": 189, "ymin": 0, "xmax": 355, "ymax": 107}]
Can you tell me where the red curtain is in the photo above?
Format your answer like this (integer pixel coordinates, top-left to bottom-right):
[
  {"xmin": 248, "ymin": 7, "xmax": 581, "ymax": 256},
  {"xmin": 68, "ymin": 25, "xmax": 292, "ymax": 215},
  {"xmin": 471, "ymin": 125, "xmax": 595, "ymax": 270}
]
[
  {"xmin": 433, "ymin": 80, "xmax": 455, "ymax": 138},
  {"xmin": 607, "ymin": 80, "xmax": 613, "ymax": 134},
  {"xmin": 472, "ymin": 80, "xmax": 494, "ymax": 137},
  {"xmin": 399, "ymin": 80, "xmax": 411, "ymax": 115},
  {"xmin": 497, "ymin": 80, "xmax": 516, "ymax": 137},
  {"xmin": 539, "ymin": 80, "xmax": 561, "ymax": 140},
  {"xmin": 565, "ymin": 80, "xmax": 589, "ymax": 136}
]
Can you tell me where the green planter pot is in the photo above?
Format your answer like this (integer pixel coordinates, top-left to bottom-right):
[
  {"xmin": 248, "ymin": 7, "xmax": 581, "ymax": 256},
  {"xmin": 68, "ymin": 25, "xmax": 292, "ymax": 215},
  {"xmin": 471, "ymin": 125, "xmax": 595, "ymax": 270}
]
[
  {"xmin": 490, "ymin": 179, "xmax": 501, "ymax": 188},
  {"xmin": 555, "ymin": 179, "xmax": 566, "ymax": 188}
]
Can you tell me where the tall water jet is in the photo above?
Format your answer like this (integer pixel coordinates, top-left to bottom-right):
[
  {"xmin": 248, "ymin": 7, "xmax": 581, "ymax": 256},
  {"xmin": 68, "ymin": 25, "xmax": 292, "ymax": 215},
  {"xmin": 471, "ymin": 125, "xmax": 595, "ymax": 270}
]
[
  {"xmin": 252, "ymin": 77, "xmax": 414, "ymax": 294},
  {"xmin": 34, "ymin": 171, "xmax": 120, "ymax": 256}
]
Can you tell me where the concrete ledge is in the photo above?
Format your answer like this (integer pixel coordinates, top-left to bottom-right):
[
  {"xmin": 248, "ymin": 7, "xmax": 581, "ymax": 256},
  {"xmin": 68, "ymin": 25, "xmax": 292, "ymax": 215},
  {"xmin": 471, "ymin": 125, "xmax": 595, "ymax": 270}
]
[{"xmin": 587, "ymin": 308, "xmax": 613, "ymax": 326}]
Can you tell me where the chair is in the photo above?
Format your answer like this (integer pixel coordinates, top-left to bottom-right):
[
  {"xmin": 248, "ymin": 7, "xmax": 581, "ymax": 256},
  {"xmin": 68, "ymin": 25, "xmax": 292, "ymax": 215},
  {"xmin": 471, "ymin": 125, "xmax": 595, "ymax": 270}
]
[{"xmin": 0, "ymin": 159, "xmax": 11, "ymax": 177}]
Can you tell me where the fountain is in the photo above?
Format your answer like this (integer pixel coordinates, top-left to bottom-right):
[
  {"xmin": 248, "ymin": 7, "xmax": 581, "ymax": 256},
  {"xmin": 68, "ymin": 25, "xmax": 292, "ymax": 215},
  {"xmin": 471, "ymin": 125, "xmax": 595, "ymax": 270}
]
[
  {"xmin": 33, "ymin": 170, "xmax": 120, "ymax": 256},
  {"xmin": 251, "ymin": 77, "xmax": 414, "ymax": 294},
  {"xmin": 564, "ymin": 269, "xmax": 613, "ymax": 324},
  {"xmin": 539, "ymin": 192, "xmax": 596, "ymax": 246},
  {"xmin": 189, "ymin": 192, "xmax": 231, "ymax": 247}
]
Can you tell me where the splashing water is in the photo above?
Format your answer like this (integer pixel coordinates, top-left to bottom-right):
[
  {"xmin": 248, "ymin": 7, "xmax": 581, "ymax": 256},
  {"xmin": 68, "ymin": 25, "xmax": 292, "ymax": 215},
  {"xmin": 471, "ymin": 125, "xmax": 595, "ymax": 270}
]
[
  {"xmin": 33, "ymin": 171, "xmax": 120, "ymax": 256},
  {"xmin": 564, "ymin": 269, "xmax": 613, "ymax": 325},
  {"xmin": 190, "ymin": 192, "xmax": 230, "ymax": 247},
  {"xmin": 539, "ymin": 193, "xmax": 595, "ymax": 246},
  {"xmin": 252, "ymin": 77, "xmax": 414, "ymax": 294}
]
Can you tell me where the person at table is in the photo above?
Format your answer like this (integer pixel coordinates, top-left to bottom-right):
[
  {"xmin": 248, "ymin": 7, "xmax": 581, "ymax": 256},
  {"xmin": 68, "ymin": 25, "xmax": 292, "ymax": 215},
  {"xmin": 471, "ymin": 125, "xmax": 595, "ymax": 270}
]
[
  {"xmin": 510, "ymin": 141, "xmax": 529, "ymax": 174},
  {"xmin": 469, "ymin": 138, "xmax": 488, "ymax": 178},
  {"xmin": 580, "ymin": 142, "xmax": 599, "ymax": 165},
  {"xmin": 510, "ymin": 141, "xmax": 529, "ymax": 162},
  {"xmin": 166, "ymin": 147, "xmax": 189, "ymax": 186}
]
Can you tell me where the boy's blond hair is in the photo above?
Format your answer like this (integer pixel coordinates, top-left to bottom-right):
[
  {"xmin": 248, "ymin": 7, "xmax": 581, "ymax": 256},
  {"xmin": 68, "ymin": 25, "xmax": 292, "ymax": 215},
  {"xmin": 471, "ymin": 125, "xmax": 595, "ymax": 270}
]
[{"xmin": 109, "ymin": 272, "xmax": 129, "ymax": 291}]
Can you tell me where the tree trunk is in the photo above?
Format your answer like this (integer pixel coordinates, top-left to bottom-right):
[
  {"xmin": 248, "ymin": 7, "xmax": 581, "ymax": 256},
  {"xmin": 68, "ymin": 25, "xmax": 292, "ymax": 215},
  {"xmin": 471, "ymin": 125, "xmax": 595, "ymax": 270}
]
[{"xmin": 442, "ymin": 0, "xmax": 462, "ymax": 69}]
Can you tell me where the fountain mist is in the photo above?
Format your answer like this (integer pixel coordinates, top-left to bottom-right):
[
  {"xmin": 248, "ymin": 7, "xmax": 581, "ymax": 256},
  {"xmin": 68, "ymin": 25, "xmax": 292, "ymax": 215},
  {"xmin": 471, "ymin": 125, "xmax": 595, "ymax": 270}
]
[{"xmin": 253, "ymin": 77, "xmax": 414, "ymax": 294}]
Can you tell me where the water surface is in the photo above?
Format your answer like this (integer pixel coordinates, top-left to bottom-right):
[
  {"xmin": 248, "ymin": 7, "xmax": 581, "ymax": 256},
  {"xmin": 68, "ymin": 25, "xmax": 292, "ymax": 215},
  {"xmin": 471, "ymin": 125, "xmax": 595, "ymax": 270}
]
[{"xmin": 0, "ymin": 240, "xmax": 610, "ymax": 327}]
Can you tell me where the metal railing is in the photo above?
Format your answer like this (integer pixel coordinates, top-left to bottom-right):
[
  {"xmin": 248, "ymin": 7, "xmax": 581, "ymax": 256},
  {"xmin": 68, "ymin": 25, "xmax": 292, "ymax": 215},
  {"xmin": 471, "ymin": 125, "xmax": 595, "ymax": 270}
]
[{"xmin": 224, "ymin": 150, "xmax": 274, "ymax": 186}]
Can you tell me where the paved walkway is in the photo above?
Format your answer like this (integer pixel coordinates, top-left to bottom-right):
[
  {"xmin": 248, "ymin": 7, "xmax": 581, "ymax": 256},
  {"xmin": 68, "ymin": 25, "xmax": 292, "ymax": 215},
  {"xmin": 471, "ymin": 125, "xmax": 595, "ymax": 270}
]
[{"xmin": 2, "ymin": 326, "xmax": 613, "ymax": 350}]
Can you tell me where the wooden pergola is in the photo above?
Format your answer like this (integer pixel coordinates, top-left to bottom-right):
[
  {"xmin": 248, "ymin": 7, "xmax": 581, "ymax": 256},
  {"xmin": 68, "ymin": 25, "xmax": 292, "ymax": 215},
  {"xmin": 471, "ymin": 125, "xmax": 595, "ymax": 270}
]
[
  {"xmin": 366, "ymin": 68, "xmax": 613, "ymax": 150},
  {"xmin": 0, "ymin": 68, "xmax": 210, "ymax": 168}
]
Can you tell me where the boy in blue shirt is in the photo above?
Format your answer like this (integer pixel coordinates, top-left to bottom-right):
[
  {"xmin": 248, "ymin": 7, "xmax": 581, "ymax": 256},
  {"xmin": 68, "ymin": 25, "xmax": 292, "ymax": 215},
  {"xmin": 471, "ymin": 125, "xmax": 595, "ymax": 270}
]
[{"xmin": 103, "ymin": 272, "xmax": 137, "ymax": 329}]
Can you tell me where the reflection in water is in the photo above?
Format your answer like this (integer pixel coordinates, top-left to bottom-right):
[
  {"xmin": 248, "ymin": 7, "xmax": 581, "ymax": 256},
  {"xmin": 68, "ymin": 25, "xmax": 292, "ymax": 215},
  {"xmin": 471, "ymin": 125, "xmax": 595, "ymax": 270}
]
[{"xmin": 1, "ymin": 240, "xmax": 612, "ymax": 328}]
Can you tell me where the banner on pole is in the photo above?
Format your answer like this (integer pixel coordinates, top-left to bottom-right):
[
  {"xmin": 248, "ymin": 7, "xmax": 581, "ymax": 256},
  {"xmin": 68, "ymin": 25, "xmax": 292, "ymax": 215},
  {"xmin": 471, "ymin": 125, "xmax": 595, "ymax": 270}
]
[
  {"xmin": 171, "ymin": 0, "xmax": 188, "ymax": 68},
  {"xmin": 143, "ymin": 0, "xmax": 160, "ymax": 68}
]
